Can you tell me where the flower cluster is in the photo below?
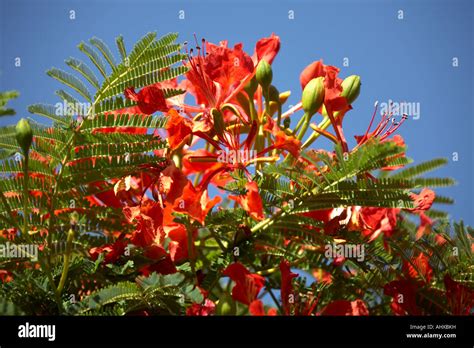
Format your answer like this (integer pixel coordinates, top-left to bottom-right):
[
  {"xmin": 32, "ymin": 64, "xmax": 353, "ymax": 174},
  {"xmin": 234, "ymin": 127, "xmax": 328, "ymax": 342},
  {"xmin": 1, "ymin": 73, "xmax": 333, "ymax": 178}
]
[{"xmin": 1, "ymin": 33, "xmax": 471, "ymax": 316}]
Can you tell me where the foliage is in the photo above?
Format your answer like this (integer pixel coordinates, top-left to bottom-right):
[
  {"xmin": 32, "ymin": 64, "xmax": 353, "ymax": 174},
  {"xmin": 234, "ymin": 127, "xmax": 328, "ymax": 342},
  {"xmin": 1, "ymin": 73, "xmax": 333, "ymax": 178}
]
[{"xmin": 0, "ymin": 32, "xmax": 472, "ymax": 316}]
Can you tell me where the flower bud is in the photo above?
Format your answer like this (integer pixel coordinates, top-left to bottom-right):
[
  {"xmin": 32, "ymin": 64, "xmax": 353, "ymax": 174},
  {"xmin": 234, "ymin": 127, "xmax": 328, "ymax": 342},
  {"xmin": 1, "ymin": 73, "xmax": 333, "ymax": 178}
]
[
  {"xmin": 211, "ymin": 108, "xmax": 225, "ymax": 136},
  {"xmin": 244, "ymin": 77, "xmax": 258, "ymax": 97},
  {"xmin": 341, "ymin": 75, "xmax": 361, "ymax": 105},
  {"xmin": 279, "ymin": 90, "xmax": 291, "ymax": 105},
  {"xmin": 302, "ymin": 77, "xmax": 325, "ymax": 116},
  {"xmin": 15, "ymin": 118, "xmax": 33, "ymax": 154},
  {"xmin": 268, "ymin": 85, "xmax": 280, "ymax": 103},
  {"xmin": 256, "ymin": 60, "xmax": 273, "ymax": 89}
]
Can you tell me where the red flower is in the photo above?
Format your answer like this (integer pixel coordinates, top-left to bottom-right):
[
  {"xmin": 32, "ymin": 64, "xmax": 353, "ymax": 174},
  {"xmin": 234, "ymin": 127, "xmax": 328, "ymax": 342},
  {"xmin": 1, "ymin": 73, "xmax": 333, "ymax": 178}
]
[
  {"xmin": 415, "ymin": 212, "xmax": 433, "ymax": 240},
  {"xmin": 89, "ymin": 237, "xmax": 128, "ymax": 264},
  {"xmin": 320, "ymin": 299, "xmax": 369, "ymax": 316},
  {"xmin": 140, "ymin": 245, "xmax": 177, "ymax": 276},
  {"xmin": 402, "ymin": 252, "xmax": 433, "ymax": 284},
  {"xmin": 300, "ymin": 60, "xmax": 325, "ymax": 89},
  {"xmin": 409, "ymin": 188, "xmax": 436, "ymax": 213},
  {"xmin": 98, "ymin": 83, "xmax": 171, "ymax": 135},
  {"xmin": 0, "ymin": 270, "xmax": 13, "ymax": 283},
  {"xmin": 172, "ymin": 182, "xmax": 221, "ymax": 225},
  {"xmin": 186, "ymin": 39, "xmax": 254, "ymax": 108},
  {"xmin": 124, "ymin": 84, "xmax": 169, "ymax": 114},
  {"xmin": 249, "ymin": 299, "xmax": 278, "ymax": 316},
  {"xmin": 186, "ymin": 299, "xmax": 216, "ymax": 316},
  {"xmin": 349, "ymin": 206, "xmax": 399, "ymax": 242},
  {"xmin": 166, "ymin": 223, "xmax": 194, "ymax": 263},
  {"xmin": 444, "ymin": 274, "xmax": 474, "ymax": 315},
  {"xmin": 384, "ymin": 279, "xmax": 420, "ymax": 315},
  {"xmin": 253, "ymin": 33, "xmax": 280, "ymax": 65},
  {"xmin": 229, "ymin": 181, "xmax": 265, "ymax": 220},
  {"xmin": 280, "ymin": 259, "xmax": 298, "ymax": 315},
  {"xmin": 264, "ymin": 115, "xmax": 301, "ymax": 158},
  {"xmin": 86, "ymin": 181, "xmax": 123, "ymax": 208},
  {"xmin": 303, "ymin": 207, "xmax": 351, "ymax": 235},
  {"xmin": 159, "ymin": 162, "xmax": 189, "ymax": 205},
  {"xmin": 123, "ymin": 200, "xmax": 165, "ymax": 247},
  {"xmin": 166, "ymin": 109, "xmax": 193, "ymax": 149},
  {"xmin": 299, "ymin": 59, "xmax": 349, "ymax": 113},
  {"xmin": 223, "ymin": 262, "xmax": 265, "ymax": 305}
]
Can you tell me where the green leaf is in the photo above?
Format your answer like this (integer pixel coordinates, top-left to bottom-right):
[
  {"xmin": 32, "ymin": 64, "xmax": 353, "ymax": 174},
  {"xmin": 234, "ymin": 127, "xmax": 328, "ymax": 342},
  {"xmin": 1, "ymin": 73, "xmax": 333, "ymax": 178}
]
[
  {"xmin": 78, "ymin": 41, "xmax": 108, "ymax": 78},
  {"xmin": 65, "ymin": 57, "xmax": 101, "ymax": 89},
  {"xmin": 90, "ymin": 36, "xmax": 117, "ymax": 71},
  {"xmin": 46, "ymin": 68, "xmax": 92, "ymax": 102}
]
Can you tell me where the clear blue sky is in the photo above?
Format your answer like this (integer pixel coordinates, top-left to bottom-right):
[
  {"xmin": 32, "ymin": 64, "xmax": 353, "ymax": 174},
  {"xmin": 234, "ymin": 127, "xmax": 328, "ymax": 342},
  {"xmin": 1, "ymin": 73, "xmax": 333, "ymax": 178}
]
[{"xmin": 1, "ymin": 0, "xmax": 473, "ymax": 225}]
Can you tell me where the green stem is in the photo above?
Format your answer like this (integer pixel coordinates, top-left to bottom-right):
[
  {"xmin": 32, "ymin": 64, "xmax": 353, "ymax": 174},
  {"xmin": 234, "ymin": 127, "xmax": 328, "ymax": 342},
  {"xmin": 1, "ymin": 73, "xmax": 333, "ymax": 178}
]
[
  {"xmin": 56, "ymin": 228, "xmax": 74, "ymax": 296},
  {"xmin": 22, "ymin": 153, "xmax": 29, "ymax": 236},
  {"xmin": 296, "ymin": 112, "xmax": 312, "ymax": 141}
]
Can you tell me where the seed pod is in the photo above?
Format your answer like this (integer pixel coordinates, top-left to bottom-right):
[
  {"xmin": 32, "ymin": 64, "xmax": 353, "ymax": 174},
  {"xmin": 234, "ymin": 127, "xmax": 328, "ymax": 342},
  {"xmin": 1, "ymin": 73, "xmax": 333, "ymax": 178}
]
[
  {"xmin": 256, "ymin": 60, "xmax": 273, "ymax": 89},
  {"xmin": 302, "ymin": 77, "xmax": 325, "ymax": 116},
  {"xmin": 341, "ymin": 75, "xmax": 361, "ymax": 105},
  {"xmin": 15, "ymin": 118, "xmax": 33, "ymax": 154}
]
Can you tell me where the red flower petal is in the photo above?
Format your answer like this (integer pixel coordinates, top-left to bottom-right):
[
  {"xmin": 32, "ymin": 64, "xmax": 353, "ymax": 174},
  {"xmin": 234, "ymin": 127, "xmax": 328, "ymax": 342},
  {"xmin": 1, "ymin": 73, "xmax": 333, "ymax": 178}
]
[
  {"xmin": 280, "ymin": 260, "xmax": 298, "ymax": 315},
  {"xmin": 300, "ymin": 60, "xmax": 325, "ymax": 89},
  {"xmin": 254, "ymin": 33, "xmax": 280, "ymax": 65},
  {"xmin": 320, "ymin": 299, "xmax": 369, "ymax": 316},
  {"xmin": 223, "ymin": 262, "xmax": 265, "ymax": 305},
  {"xmin": 165, "ymin": 109, "xmax": 193, "ymax": 149},
  {"xmin": 229, "ymin": 181, "xmax": 265, "ymax": 220}
]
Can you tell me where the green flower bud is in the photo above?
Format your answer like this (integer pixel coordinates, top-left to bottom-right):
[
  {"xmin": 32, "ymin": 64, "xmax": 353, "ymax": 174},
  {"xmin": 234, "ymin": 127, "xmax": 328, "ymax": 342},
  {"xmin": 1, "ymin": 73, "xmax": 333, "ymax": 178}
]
[
  {"xmin": 216, "ymin": 295, "xmax": 236, "ymax": 315},
  {"xmin": 268, "ymin": 85, "xmax": 280, "ymax": 103},
  {"xmin": 15, "ymin": 118, "xmax": 33, "ymax": 154},
  {"xmin": 211, "ymin": 108, "xmax": 225, "ymax": 135},
  {"xmin": 302, "ymin": 77, "xmax": 325, "ymax": 116},
  {"xmin": 244, "ymin": 77, "xmax": 258, "ymax": 97},
  {"xmin": 256, "ymin": 60, "xmax": 273, "ymax": 89},
  {"xmin": 341, "ymin": 75, "xmax": 361, "ymax": 105}
]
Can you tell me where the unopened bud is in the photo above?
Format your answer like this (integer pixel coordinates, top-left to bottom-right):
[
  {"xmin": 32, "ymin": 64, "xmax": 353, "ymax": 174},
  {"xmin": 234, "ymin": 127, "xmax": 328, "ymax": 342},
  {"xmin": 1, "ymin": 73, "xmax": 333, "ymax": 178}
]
[
  {"xmin": 244, "ymin": 77, "xmax": 258, "ymax": 97},
  {"xmin": 301, "ymin": 77, "xmax": 325, "ymax": 116},
  {"xmin": 268, "ymin": 85, "xmax": 280, "ymax": 103},
  {"xmin": 256, "ymin": 60, "xmax": 273, "ymax": 89},
  {"xmin": 15, "ymin": 118, "xmax": 33, "ymax": 154},
  {"xmin": 341, "ymin": 75, "xmax": 361, "ymax": 105}
]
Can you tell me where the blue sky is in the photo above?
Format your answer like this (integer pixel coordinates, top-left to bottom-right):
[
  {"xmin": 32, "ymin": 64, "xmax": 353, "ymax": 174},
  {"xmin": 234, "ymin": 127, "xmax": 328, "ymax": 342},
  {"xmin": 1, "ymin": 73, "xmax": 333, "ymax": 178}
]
[{"xmin": 1, "ymin": 0, "xmax": 473, "ymax": 225}]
